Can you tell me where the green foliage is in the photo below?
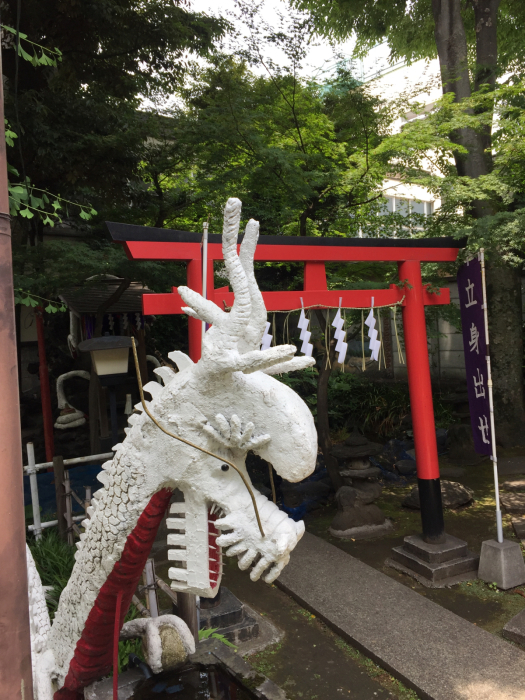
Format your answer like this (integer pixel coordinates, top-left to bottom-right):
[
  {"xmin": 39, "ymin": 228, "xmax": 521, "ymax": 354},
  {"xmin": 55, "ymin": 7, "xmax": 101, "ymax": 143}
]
[
  {"xmin": 278, "ymin": 368, "xmax": 453, "ymax": 436},
  {"xmin": 291, "ymin": 0, "xmax": 525, "ymax": 79},
  {"xmin": 28, "ymin": 529, "xmax": 76, "ymax": 619},
  {"xmin": 198, "ymin": 627, "xmax": 238, "ymax": 650},
  {"xmin": 2, "ymin": 24, "xmax": 62, "ymax": 67},
  {"xmin": 12, "ymin": 238, "xmax": 186, "ymax": 306},
  {"xmin": 117, "ymin": 605, "xmax": 143, "ymax": 674}
]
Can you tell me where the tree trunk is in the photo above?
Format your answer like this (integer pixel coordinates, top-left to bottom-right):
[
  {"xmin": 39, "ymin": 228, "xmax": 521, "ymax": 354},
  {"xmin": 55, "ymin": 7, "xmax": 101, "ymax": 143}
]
[
  {"xmin": 486, "ymin": 260, "xmax": 525, "ymax": 446},
  {"xmin": 315, "ymin": 310, "xmax": 344, "ymax": 491},
  {"xmin": 431, "ymin": 0, "xmax": 488, "ymax": 215},
  {"xmin": 431, "ymin": 0, "xmax": 525, "ymax": 444}
]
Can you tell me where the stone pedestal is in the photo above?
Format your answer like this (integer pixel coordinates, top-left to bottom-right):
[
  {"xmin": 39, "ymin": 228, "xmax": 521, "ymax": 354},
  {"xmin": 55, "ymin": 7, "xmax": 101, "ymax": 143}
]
[
  {"xmin": 478, "ymin": 539, "xmax": 525, "ymax": 590},
  {"xmin": 200, "ymin": 587, "xmax": 259, "ymax": 645},
  {"xmin": 387, "ymin": 533, "xmax": 479, "ymax": 588}
]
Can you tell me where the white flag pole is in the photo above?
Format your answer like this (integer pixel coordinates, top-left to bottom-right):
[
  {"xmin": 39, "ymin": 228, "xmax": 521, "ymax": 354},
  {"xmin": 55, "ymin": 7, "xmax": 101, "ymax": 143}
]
[
  {"xmin": 480, "ymin": 248, "xmax": 503, "ymax": 543},
  {"xmin": 201, "ymin": 221, "xmax": 209, "ymax": 351}
]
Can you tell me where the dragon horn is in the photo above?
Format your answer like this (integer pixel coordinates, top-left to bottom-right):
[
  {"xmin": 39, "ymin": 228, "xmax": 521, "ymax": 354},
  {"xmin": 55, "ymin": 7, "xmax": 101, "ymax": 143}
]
[{"xmin": 221, "ymin": 198, "xmax": 252, "ymax": 340}]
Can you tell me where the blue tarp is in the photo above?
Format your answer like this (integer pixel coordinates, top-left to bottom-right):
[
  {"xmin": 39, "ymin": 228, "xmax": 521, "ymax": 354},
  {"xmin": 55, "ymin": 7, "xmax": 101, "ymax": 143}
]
[{"xmin": 24, "ymin": 463, "xmax": 103, "ymax": 517}]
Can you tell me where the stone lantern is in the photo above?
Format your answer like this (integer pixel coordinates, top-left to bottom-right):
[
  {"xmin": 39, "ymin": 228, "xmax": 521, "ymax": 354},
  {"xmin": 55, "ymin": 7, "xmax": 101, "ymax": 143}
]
[{"xmin": 329, "ymin": 431, "xmax": 392, "ymax": 539}]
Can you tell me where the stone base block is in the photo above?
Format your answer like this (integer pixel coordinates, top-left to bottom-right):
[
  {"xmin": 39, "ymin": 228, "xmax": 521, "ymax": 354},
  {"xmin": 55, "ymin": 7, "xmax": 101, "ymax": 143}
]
[
  {"xmin": 503, "ymin": 608, "xmax": 525, "ymax": 647},
  {"xmin": 478, "ymin": 539, "xmax": 525, "ymax": 590},
  {"xmin": 388, "ymin": 533, "xmax": 479, "ymax": 587}
]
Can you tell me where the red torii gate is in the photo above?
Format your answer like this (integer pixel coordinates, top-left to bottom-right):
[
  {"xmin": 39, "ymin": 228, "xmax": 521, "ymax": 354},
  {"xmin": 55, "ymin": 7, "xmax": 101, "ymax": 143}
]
[{"xmin": 107, "ymin": 221, "xmax": 465, "ymax": 544}]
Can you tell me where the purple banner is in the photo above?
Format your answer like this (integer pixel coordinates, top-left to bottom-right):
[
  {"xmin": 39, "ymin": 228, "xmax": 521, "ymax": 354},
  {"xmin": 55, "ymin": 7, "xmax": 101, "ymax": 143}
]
[{"xmin": 457, "ymin": 257, "xmax": 492, "ymax": 455}]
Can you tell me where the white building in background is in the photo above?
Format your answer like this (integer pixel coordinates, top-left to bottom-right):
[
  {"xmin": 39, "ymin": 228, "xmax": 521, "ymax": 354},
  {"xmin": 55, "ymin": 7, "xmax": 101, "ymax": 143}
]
[{"xmin": 351, "ymin": 53, "xmax": 467, "ymax": 381}]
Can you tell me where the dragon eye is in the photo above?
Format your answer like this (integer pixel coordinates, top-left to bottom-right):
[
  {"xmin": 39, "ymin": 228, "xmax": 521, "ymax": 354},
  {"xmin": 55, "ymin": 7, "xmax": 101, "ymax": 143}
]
[{"xmin": 221, "ymin": 464, "xmax": 229, "ymax": 472}]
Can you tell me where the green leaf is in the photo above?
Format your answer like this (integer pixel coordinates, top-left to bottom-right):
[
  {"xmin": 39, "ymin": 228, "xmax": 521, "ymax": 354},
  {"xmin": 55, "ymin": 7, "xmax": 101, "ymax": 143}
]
[
  {"xmin": 79, "ymin": 209, "xmax": 91, "ymax": 220},
  {"xmin": 18, "ymin": 45, "xmax": 33, "ymax": 62},
  {"xmin": 19, "ymin": 207, "xmax": 34, "ymax": 219},
  {"xmin": 45, "ymin": 303, "xmax": 56, "ymax": 313},
  {"xmin": 2, "ymin": 26, "xmax": 28, "ymax": 39}
]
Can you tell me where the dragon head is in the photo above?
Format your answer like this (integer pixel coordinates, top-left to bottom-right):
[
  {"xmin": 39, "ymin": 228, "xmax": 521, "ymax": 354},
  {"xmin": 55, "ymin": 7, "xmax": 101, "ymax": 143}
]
[{"xmin": 175, "ymin": 197, "xmax": 318, "ymax": 483}]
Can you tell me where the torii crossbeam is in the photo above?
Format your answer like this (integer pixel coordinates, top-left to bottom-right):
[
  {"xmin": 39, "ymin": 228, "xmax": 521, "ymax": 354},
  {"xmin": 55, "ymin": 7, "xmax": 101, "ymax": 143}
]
[{"xmin": 107, "ymin": 221, "xmax": 465, "ymax": 545}]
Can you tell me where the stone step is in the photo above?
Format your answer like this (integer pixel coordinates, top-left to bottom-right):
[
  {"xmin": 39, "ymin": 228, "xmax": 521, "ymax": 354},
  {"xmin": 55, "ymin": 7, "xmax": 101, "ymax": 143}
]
[
  {"xmin": 278, "ymin": 532, "xmax": 525, "ymax": 700},
  {"xmin": 402, "ymin": 533, "xmax": 468, "ymax": 564},
  {"xmin": 503, "ymin": 479, "xmax": 525, "ymax": 492},
  {"xmin": 501, "ymin": 493, "xmax": 525, "ymax": 514},
  {"xmin": 389, "ymin": 545, "xmax": 479, "ymax": 585}
]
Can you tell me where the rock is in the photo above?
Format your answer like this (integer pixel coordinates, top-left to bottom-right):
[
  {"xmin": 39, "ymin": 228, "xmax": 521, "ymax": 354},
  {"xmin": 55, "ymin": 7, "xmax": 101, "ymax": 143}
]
[
  {"xmin": 353, "ymin": 481, "xmax": 383, "ymax": 504},
  {"xmin": 331, "ymin": 503, "xmax": 386, "ymax": 531},
  {"xmin": 344, "ymin": 431, "xmax": 369, "ymax": 447},
  {"xmin": 330, "ymin": 485, "xmax": 386, "ymax": 532},
  {"xmin": 332, "ymin": 442, "xmax": 382, "ymax": 460},
  {"xmin": 396, "ymin": 459, "xmax": 417, "ymax": 476},
  {"xmin": 403, "ymin": 480, "xmax": 474, "ymax": 509},
  {"xmin": 447, "ymin": 424, "xmax": 484, "ymax": 465},
  {"xmin": 340, "ymin": 466, "xmax": 382, "ymax": 480},
  {"xmin": 346, "ymin": 457, "xmax": 371, "ymax": 470},
  {"xmin": 405, "ymin": 449, "xmax": 416, "ymax": 460}
]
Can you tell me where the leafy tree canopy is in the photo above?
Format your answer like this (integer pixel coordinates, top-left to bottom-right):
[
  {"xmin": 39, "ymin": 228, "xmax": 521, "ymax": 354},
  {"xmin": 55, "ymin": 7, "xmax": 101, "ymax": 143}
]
[{"xmin": 290, "ymin": 0, "xmax": 525, "ymax": 77}]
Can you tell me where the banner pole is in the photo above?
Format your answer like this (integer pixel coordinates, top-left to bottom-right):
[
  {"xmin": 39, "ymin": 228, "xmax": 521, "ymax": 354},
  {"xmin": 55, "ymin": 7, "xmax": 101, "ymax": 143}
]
[
  {"xmin": 479, "ymin": 248, "xmax": 503, "ymax": 543},
  {"xmin": 201, "ymin": 221, "xmax": 209, "ymax": 351}
]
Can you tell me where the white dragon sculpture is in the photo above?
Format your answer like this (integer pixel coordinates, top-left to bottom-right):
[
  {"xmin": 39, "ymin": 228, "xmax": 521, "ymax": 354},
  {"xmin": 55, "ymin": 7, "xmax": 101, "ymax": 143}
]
[{"xmin": 27, "ymin": 198, "xmax": 317, "ymax": 699}]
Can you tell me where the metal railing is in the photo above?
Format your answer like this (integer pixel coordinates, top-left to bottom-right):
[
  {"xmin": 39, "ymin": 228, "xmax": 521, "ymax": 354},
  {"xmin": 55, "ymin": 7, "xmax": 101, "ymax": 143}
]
[{"xmin": 25, "ymin": 443, "xmax": 113, "ymax": 540}]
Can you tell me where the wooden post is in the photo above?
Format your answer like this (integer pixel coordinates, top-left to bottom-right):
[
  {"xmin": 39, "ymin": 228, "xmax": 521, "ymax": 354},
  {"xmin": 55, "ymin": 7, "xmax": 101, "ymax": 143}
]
[
  {"xmin": 63, "ymin": 470, "xmax": 74, "ymax": 546},
  {"xmin": 143, "ymin": 559, "xmax": 159, "ymax": 618},
  {"xmin": 98, "ymin": 385, "xmax": 109, "ymax": 439},
  {"xmin": 136, "ymin": 328, "xmax": 149, "ymax": 384},
  {"xmin": 36, "ymin": 307, "xmax": 55, "ymax": 462},
  {"xmin": 89, "ymin": 370, "xmax": 101, "ymax": 455},
  {"xmin": 84, "ymin": 485, "xmax": 92, "ymax": 514},
  {"xmin": 177, "ymin": 592, "xmax": 199, "ymax": 644},
  {"xmin": 53, "ymin": 455, "xmax": 68, "ymax": 542}
]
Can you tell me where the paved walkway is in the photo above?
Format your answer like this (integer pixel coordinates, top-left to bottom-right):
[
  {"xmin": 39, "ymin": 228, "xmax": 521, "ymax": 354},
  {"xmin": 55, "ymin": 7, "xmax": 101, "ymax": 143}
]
[{"xmin": 278, "ymin": 533, "xmax": 525, "ymax": 700}]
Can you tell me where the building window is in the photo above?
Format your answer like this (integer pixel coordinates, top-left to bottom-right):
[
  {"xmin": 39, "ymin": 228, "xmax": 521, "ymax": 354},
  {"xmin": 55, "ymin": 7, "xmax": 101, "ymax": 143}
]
[{"xmin": 379, "ymin": 196, "xmax": 434, "ymax": 217}]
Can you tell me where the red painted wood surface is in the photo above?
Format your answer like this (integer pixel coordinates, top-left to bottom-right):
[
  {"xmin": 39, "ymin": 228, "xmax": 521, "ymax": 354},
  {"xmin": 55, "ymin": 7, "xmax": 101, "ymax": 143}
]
[
  {"xmin": 399, "ymin": 261, "xmax": 441, "ymax": 481},
  {"xmin": 208, "ymin": 511, "xmax": 221, "ymax": 589},
  {"xmin": 143, "ymin": 285, "xmax": 450, "ymax": 317},
  {"xmin": 54, "ymin": 489, "xmax": 173, "ymax": 700},
  {"xmin": 123, "ymin": 240, "xmax": 461, "ymax": 264}
]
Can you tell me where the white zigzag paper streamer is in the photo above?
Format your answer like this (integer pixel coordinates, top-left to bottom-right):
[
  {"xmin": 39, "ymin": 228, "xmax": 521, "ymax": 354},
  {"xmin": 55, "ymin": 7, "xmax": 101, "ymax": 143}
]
[
  {"xmin": 261, "ymin": 321, "xmax": 273, "ymax": 350},
  {"xmin": 332, "ymin": 306, "xmax": 348, "ymax": 365},
  {"xmin": 297, "ymin": 305, "xmax": 313, "ymax": 357},
  {"xmin": 365, "ymin": 306, "xmax": 381, "ymax": 362}
]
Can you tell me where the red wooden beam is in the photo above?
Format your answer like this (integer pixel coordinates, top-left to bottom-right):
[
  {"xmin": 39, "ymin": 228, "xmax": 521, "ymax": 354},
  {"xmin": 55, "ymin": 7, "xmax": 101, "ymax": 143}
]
[
  {"xmin": 144, "ymin": 285, "xmax": 450, "ymax": 316},
  {"xmin": 121, "ymin": 240, "xmax": 461, "ymax": 264}
]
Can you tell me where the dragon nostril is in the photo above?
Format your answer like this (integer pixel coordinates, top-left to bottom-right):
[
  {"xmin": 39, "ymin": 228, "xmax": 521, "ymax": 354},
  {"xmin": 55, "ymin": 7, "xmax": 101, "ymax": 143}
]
[{"xmin": 221, "ymin": 464, "xmax": 229, "ymax": 472}]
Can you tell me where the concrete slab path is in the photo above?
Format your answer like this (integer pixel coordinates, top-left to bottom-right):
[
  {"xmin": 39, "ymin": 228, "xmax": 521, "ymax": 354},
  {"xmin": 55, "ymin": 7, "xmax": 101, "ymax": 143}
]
[{"xmin": 278, "ymin": 532, "xmax": 525, "ymax": 700}]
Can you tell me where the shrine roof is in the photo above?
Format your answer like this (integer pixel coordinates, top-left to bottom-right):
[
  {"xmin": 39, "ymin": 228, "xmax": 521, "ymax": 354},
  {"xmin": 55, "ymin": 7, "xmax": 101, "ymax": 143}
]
[{"xmin": 106, "ymin": 221, "xmax": 466, "ymax": 250}]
